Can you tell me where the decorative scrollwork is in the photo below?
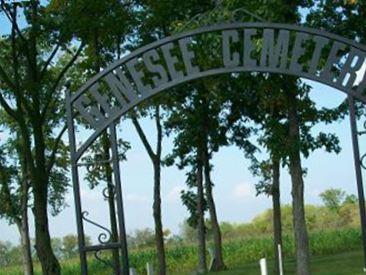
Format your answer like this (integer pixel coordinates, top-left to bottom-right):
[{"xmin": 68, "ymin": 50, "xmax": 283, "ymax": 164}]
[
  {"xmin": 102, "ymin": 184, "xmax": 116, "ymax": 200},
  {"xmin": 361, "ymin": 153, "xmax": 366, "ymax": 170},
  {"xmin": 360, "ymin": 120, "xmax": 366, "ymax": 170},
  {"xmin": 94, "ymin": 250, "xmax": 115, "ymax": 269},
  {"xmin": 359, "ymin": 120, "xmax": 366, "ymax": 136},
  {"xmin": 81, "ymin": 211, "xmax": 113, "ymax": 244}
]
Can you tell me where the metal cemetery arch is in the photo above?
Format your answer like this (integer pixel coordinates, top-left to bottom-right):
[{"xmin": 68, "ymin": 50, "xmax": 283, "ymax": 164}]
[{"xmin": 66, "ymin": 22, "xmax": 366, "ymax": 275}]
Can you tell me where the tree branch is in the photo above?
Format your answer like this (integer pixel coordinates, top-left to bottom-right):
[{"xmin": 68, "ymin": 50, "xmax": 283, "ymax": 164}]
[
  {"xmin": 0, "ymin": 91, "xmax": 18, "ymax": 120},
  {"xmin": 41, "ymin": 42, "xmax": 85, "ymax": 121},
  {"xmin": 0, "ymin": 1, "xmax": 30, "ymax": 59},
  {"xmin": 131, "ymin": 116, "xmax": 156, "ymax": 161},
  {"xmin": 40, "ymin": 44, "xmax": 61, "ymax": 79},
  {"xmin": 9, "ymin": 6, "xmax": 32, "ymax": 116},
  {"xmin": 46, "ymin": 124, "xmax": 67, "ymax": 177},
  {"xmin": 0, "ymin": 63, "xmax": 16, "ymax": 90},
  {"xmin": 155, "ymin": 105, "xmax": 163, "ymax": 159}
]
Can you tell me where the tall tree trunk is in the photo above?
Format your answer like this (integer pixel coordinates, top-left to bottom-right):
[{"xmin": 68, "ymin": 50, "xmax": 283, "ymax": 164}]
[
  {"xmin": 272, "ymin": 157, "xmax": 283, "ymax": 275},
  {"xmin": 287, "ymin": 88, "xmax": 310, "ymax": 275},
  {"xmin": 31, "ymin": 115, "xmax": 60, "ymax": 275},
  {"xmin": 196, "ymin": 153, "xmax": 207, "ymax": 274},
  {"xmin": 202, "ymin": 147, "xmax": 225, "ymax": 271},
  {"xmin": 131, "ymin": 105, "xmax": 166, "ymax": 275},
  {"xmin": 16, "ymin": 211, "xmax": 34, "ymax": 275},
  {"xmin": 153, "ymin": 105, "xmax": 166, "ymax": 275},
  {"xmin": 102, "ymin": 133, "xmax": 121, "ymax": 274},
  {"xmin": 17, "ymin": 141, "xmax": 34, "ymax": 275},
  {"xmin": 153, "ymin": 159, "xmax": 166, "ymax": 275},
  {"xmin": 32, "ymin": 183, "xmax": 60, "ymax": 275},
  {"xmin": 17, "ymin": 119, "xmax": 59, "ymax": 275}
]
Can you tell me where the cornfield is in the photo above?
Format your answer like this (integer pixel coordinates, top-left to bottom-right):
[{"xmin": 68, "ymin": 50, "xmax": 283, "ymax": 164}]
[{"xmin": 0, "ymin": 228, "xmax": 362, "ymax": 275}]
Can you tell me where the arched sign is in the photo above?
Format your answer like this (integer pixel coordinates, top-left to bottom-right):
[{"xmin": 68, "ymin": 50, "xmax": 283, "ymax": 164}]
[
  {"xmin": 67, "ymin": 22, "xmax": 366, "ymax": 162},
  {"xmin": 66, "ymin": 22, "xmax": 366, "ymax": 275}
]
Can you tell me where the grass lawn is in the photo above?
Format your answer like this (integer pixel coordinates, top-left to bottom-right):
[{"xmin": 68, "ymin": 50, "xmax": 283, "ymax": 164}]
[{"xmin": 180, "ymin": 250, "xmax": 366, "ymax": 275}]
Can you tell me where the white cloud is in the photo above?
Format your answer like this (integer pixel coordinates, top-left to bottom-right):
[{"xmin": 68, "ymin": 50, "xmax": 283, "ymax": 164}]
[
  {"xmin": 355, "ymin": 61, "xmax": 366, "ymax": 85},
  {"xmin": 166, "ymin": 185, "xmax": 185, "ymax": 203},
  {"xmin": 232, "ymin": 183, "xmax": 255, "ymax": 200}
]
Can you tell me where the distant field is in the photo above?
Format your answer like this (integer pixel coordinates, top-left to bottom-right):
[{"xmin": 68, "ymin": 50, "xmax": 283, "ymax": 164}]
[{"xmin": 1, "ymin": 228, "xmax": 363, "ymax": 275}]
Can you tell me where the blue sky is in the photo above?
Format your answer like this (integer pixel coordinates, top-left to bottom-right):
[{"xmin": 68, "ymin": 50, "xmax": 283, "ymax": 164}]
[{"xmin": 0, "ymin": 6, "xmax": 366, "ymax": 245}]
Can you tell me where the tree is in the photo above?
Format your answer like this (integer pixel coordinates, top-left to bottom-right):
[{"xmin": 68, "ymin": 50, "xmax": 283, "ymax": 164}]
[
  {"xmin": 0, "ymin": 137, "xmax": 34, "ymax": 275},
  {"xmin": 320, "ymin": 188, "xmax": 347, "ymax": 213},
  {"xmin": 344, "ymin": 194, "xmax": 358, "ymax": 205},
  {"xmin": 217, "ymin": 1, "xmax": 346, "ymax": 274},
  {"xmin": 61, "ymin": 234, "xmax": 91, "ymax": 260},
  {"xmin": 52, "ymin": 1, "xmax": 135, "ymax": 272},
  {"xmin": 129, "ymin": 1, "xmax": 216, "ymax": 274},
  {"xmin": 0, "ymin": 241, "xmax": 12, "ymax": 267},
  {"xmin": 179, "ymin": 157, "xmax": 208, "ymax": 273},
  {"xmin": 127, "ymin": 228, "xmax": 156, "ymax": 249},
  {"xmin": 165, "ymin": 79, "xmax": 229, "ymax": 272},
  {"xmin": 0, "ymin": 1, "xmax": 85, "ymax": 273},
  {"xmin": 129, "ymin": 98, "xmax": 167, "ymax": 275}
]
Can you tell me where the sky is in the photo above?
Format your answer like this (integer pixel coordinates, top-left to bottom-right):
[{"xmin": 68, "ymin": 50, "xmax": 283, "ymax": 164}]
[{"xmin": 1, "ymin": 6, "xmax": 366, "ymax": 246}]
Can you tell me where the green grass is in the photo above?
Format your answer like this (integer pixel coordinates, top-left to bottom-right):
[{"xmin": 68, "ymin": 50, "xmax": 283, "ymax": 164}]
[
  {"xmin": 1, "ymin": 228, "xmax": 363, "ymax": 274},
  {"xmin": 204, "ymin": 250, "xmax": 365, "ymax": 275},
  {"xmin": 2, "ymin": 250, "xmax": 365, "ymax": 275}
]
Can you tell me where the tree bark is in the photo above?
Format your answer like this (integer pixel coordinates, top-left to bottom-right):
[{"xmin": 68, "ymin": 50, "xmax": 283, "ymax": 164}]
[
  {"xmin": 196, "ymin": 153, "xmax": 207, "ymax": 274},
  {"xmin": 32, "ymin": 183, "xmax": 61, "ymax": 275},
  {"xmin": 16, "ymin": 213, "xmax": 34, "ymax": 275},
  {"xmin": 287, "ymin": 88, "xmax": 310, "ymax": 275},
  {"xmin": 31, "ymin": 112, "xmax": 60, "ymax": 275},
  {"xmin": 17, "ymin": 141, "xmax": 34, "ymax": 275},
  {"xmin": 153, "ymin": 159, "xmax": 166, "ymax": 275},
  {"xmin": 272, "ymin": 158, "xmax": 283, "ymax": 275},
  {"xmin": 153, "ymin": 106, "xmax": 166, "ymax": 275},
  {"xmin": 202, "ymin": 147, "xmax": 225, "ymax": 271}
]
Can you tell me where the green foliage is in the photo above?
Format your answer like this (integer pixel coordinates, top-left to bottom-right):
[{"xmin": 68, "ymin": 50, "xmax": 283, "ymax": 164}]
[
  {"xmin": 128, "ymin": 228, "xmax": 156, "ymax": 249},
  {"xmin": 320, "ymin": 188, "xmax": 347, "ymax": 213},
  {"xmin": 0, "ymin": 240, "xmax": 33, "ymax": 268},
  {"xmin": 307, "ymin": 0, "xmax": 366, "ymax": 42},
  {"xmin": 61, "ymin": 234, "xmax": 91, "ymax": 260},
  {"xmin": 0, "ymin": 144, "xmax": 18, "ymax": 223},
  {"xmin": 0, "ymin": 241, "xmax": 14, "ymax": 266},
  {"xmin": 81, "ymin": 137, "xmax": 131, "ymax": 189}
]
